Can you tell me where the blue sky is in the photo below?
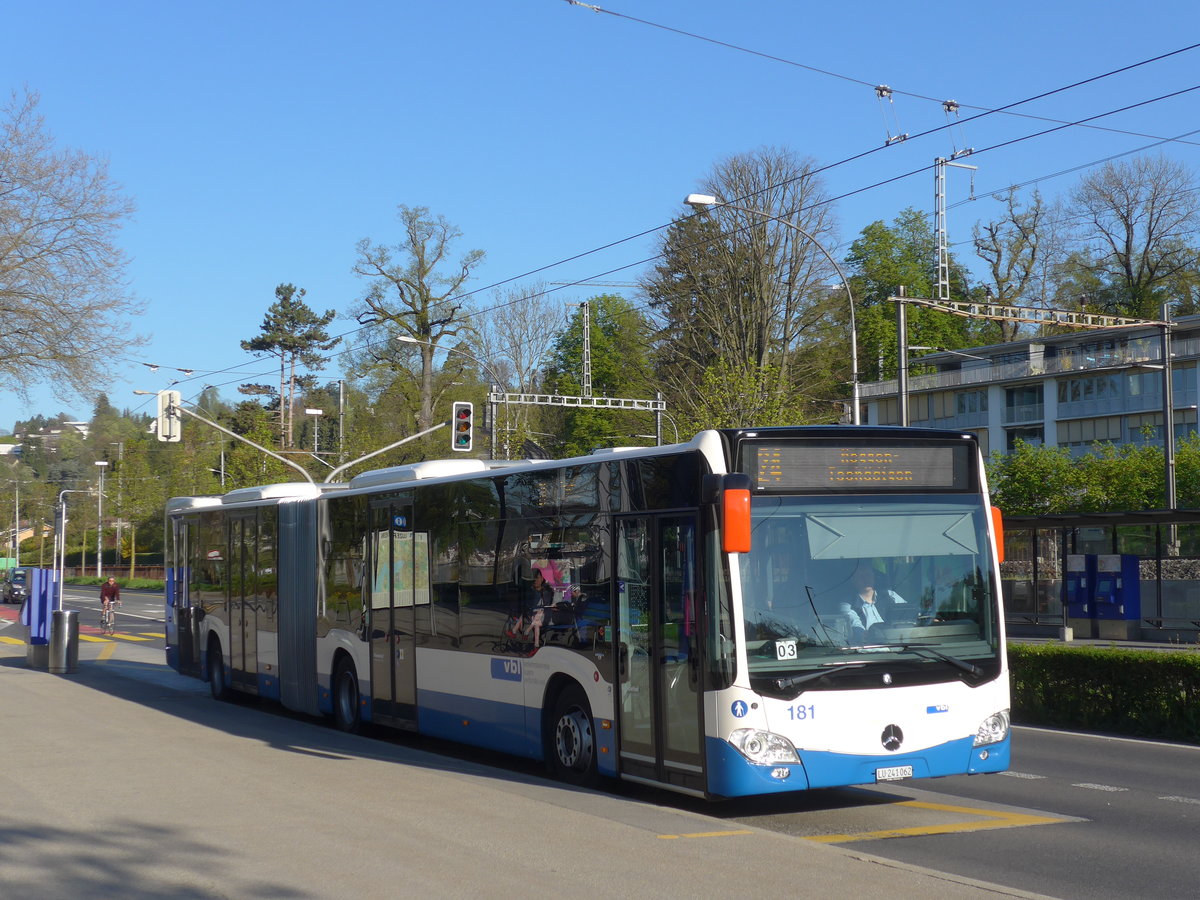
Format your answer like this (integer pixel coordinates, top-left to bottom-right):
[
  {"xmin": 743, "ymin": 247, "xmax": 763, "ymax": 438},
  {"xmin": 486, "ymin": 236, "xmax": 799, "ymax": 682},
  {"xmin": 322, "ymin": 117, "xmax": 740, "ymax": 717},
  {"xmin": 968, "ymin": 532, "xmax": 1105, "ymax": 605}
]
[{"xmin": 3, "ymin": 0, "xmax": 1198, "ymax": 428}]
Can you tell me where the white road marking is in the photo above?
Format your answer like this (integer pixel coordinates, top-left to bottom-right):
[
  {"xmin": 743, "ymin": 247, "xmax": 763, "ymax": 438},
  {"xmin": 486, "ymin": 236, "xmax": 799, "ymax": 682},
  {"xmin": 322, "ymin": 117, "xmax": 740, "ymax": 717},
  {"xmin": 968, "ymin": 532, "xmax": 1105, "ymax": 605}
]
[{"xmin": 1072, "ymin": 783, "xmax": 1129, "ymax": 792}]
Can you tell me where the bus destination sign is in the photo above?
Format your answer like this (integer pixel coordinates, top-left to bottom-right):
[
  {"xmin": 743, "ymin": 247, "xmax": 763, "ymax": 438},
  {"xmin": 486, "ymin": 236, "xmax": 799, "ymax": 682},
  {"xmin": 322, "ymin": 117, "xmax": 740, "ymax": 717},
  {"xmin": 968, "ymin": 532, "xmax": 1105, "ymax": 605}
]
[{"xmin": 752, "ymin": 443, "xmax": 965, "ymax": 491}]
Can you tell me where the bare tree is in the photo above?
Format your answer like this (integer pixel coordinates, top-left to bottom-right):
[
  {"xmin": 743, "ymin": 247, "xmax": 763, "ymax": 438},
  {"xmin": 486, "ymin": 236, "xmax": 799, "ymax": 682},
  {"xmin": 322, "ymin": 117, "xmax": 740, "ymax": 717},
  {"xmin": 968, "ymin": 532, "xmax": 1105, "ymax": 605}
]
[
  {"xmin": 0, "ymin": 90, "xmax": 142, "ymax": 401},
  {"xmin": 476, "ymin": 281, "xmax": 569, "ymax": 454},
  {"xmin": 477, "ymin": 282, "xmax": 566, "ymax": 392},
  {"xmin": 1066, "ymin": 155, "xmax": 1200, "ymax": 319},
  {"xmin": 973, "ymin": 188, "xmax": 1059, "ymax": 340},
  {"xmin": 350, "ymin": 206, "xmax": 484, "ymax": 431}
]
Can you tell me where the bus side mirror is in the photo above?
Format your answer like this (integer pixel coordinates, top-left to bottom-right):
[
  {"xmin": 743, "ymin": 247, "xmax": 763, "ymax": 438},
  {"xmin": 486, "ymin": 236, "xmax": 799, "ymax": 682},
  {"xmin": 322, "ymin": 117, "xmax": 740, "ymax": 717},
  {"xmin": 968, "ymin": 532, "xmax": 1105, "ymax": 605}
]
[
  {"xmin": 722, "ymin": 474, "xmax": 752, "ymax": 554},
  {"xmin": 991, "ymin": 506, "xmax": 1004, "ymax": 564}
]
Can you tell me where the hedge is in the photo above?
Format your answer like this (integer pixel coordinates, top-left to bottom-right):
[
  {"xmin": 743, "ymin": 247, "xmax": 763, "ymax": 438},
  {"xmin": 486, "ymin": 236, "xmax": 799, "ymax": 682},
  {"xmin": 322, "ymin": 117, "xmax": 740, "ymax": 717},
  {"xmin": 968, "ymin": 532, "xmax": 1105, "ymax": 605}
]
[{"xmin": 1008, "ymin": 643, "xmax": 1200, "ymax": 744}]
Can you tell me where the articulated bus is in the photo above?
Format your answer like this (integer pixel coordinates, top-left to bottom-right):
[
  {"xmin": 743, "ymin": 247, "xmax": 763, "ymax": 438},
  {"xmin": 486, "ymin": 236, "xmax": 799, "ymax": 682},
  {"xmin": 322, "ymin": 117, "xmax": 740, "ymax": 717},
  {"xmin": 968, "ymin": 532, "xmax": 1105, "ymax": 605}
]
[{"xmin": 164, "ymin": 426, "xmax": 1010, "ymax": 799}]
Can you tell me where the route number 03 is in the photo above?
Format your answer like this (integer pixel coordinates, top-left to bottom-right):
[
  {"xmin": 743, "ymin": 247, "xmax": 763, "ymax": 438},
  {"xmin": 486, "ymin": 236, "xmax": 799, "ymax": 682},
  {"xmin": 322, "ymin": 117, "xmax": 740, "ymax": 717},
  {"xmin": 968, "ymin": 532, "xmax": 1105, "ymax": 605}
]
[{"xmin": 775, "ymin": 639, "xmax": 798, "ymax": 660}]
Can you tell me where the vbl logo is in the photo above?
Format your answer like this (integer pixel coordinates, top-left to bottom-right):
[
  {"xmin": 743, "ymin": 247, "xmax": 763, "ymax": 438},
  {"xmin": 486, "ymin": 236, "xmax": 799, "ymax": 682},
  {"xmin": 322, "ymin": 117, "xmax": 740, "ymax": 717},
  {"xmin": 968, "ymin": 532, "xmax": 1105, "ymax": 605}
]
[{"xmin": 491, "ymin": 658, "xmax": 523, "ymax": 682}]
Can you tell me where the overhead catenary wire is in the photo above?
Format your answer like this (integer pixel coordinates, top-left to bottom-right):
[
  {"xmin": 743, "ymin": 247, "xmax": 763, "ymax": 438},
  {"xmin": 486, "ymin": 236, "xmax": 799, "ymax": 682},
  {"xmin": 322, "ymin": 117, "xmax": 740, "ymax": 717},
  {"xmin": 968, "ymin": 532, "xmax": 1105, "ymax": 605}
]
[
  {"xmin": 122, "ymin": 43, "xmax": 1200, "ymax": 403},
  {"xmin": 559, "ymin": 0, "xmax": 1200, "ymax": 149}
]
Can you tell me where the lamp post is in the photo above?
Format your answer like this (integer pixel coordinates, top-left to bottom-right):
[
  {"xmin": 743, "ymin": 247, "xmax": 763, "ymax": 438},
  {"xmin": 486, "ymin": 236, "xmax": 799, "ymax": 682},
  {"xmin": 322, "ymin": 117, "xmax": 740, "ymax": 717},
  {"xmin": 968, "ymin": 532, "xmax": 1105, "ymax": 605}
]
[
  {"xmin": 110, "ymin": 442, "xmax": 124, "ymax": 558},
  {"xmin": 684, "ymin": 193, "xmax": 861, "ymax": 425},
  {"xmin": 55, "ymin": 489, "xmax": 89, "ymax": 610},
  {"xmin": 9, "ymin": 479, "xmax": 18, "ymax": 566},
  {"xmin": 94, "ymin": 461, "xmax": 108, "ymax": 577},
  {"xmin": 396, "ymin": 335, "xmax": 509, "ymax": 458}
]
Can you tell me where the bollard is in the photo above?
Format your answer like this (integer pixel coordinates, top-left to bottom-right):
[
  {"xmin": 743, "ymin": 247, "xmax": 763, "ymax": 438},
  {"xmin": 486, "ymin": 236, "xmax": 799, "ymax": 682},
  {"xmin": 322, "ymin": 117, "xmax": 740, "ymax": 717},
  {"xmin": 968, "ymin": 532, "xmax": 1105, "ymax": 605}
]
[{"xmin": 48, "ymin": 609, "xmax": 79, "ymax": 674}]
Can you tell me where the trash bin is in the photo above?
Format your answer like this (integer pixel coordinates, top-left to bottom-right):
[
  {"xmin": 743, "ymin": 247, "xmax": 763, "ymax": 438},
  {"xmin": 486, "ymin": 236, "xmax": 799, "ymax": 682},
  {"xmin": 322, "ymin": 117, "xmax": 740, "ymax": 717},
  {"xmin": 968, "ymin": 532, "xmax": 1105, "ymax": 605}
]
[
  {"xmin": 49, "ymin": 609, "xmax": 79, "ymax": 674},
  {"xmin": 26, "ymin": 633, "xmax": 49, "ymax": 669}
]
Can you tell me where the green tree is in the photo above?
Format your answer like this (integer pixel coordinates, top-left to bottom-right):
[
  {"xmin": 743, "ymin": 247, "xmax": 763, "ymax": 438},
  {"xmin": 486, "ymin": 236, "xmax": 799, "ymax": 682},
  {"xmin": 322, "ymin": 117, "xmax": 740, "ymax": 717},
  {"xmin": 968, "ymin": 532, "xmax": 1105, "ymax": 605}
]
[
  {"xmin": 543, "ymin": 295, "xmax": 655, "ymax": 458},
  {"xmin": 115, "ymin": 440, "xmax": 158, "ymax": 578},
  {"xmin": 240, "ymin": 284, "xmax": 338, "ymax": 448},
  {"xmin": 846, "ymin": 208, "xmax": 981, "ymax": 382},
  {"xmin": 1074, "ymin": 443, "xmax": 1161, "ymax": 512},
  {"xmin": 987, "ymin": 441, "xmax": 1079, "ymax": 515},
  {"xmin": 223, "ymin": 402, "xmax": 291, "ymax": 488}
]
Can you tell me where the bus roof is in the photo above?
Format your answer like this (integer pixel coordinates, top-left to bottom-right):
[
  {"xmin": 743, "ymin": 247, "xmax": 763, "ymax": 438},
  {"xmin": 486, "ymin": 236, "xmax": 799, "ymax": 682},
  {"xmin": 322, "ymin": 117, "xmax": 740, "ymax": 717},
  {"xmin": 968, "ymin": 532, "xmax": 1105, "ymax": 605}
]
[{"xmin": 221, "ymin": 482, "xmax": 335, "ymax": 505}]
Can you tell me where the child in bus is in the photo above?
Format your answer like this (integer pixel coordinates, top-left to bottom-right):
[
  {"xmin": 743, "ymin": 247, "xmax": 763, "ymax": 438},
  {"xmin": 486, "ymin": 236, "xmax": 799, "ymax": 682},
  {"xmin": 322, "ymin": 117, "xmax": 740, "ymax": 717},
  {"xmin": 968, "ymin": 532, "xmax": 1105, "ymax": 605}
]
[{"xmin": 508, "ymin": 568, "xmax": 555, "ymax": 646}]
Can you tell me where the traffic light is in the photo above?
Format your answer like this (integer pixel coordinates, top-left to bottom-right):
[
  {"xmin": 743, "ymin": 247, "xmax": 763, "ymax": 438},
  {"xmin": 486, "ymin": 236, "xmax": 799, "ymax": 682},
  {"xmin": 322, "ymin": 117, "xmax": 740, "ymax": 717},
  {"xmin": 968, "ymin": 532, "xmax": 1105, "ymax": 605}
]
[
  {"xmin": 157, "ymin": 389, "xmax": 182, "ymax": 442},
  {"xmin": 451, "ymin": 401, "xmax": 474, "ymax": 452}
]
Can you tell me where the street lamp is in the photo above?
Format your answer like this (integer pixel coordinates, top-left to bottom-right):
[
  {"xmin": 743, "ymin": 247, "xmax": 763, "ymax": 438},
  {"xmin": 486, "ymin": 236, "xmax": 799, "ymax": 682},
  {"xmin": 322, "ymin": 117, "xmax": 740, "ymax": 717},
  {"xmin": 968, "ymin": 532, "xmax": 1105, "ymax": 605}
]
[
  {"xmin": 55, "ymin": 489, "xmax": 89, "ymax": 610},
  {"xmin": 684, "ymin": 193, "xmax": 861, "ymax": 425},
  {"xmin": 395, "ymin": 334, "xmax": 509, "ymax": 458},
  {"xmin": 94, "ymin": 461, "xmax": 108, "ymax": 577},
  {"xmin": 8, "ymin": 479, "xmax": 18, "ymax": 565},
  {"xmin": 110, "ymin": 442, "xmax": 124, "ymax": 557}
]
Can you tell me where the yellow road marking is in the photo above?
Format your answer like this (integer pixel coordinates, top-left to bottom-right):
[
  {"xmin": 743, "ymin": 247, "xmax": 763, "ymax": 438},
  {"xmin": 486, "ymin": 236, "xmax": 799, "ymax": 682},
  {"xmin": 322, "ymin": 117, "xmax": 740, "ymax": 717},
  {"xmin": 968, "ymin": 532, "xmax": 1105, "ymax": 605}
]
[
  {"xmin": 804, "ymin": 800, "xmax": 1070, "ymax": 843},
  {"xmin": 97, "ymin": 642, "xmax": 117, "ymax": 661},
  {"xmin": 112, "ymin": 633, "xmax": 151, "ymax": 642},
  {"xmin": 144, "ymin": 632, "xmax": 165, "ymax": 638},
  {"xmin": 0, "ymin": 635, "xmax": 23, "ymax": 645},
  {"xmin": 79, "ymin": 634, "xmax": 109, "ymax": 642},
  {"xmin": 658, "ymin": 830, "xmax": 755, "ymax": 840}
]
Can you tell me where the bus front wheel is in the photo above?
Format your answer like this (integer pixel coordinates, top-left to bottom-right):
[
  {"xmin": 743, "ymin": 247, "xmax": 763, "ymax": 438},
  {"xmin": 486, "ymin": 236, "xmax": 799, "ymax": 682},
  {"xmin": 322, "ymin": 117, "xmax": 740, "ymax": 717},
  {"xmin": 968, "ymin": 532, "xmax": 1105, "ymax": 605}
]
[
  {"xmin": 547, "ymin": 684, "xmax": 597, "ymax": 787},
  {"xmin": 332, "ymin": 658, "xmax": 361, "ymax": 733}
]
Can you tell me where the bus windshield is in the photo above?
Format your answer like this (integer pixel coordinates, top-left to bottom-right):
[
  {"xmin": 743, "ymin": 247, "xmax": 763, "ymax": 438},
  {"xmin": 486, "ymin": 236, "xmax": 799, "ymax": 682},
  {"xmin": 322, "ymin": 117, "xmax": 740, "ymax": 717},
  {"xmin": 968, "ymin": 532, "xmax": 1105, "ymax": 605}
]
[{"xmin": 738, "ymin": 494, "xmax": 1001, "ymax": 692}]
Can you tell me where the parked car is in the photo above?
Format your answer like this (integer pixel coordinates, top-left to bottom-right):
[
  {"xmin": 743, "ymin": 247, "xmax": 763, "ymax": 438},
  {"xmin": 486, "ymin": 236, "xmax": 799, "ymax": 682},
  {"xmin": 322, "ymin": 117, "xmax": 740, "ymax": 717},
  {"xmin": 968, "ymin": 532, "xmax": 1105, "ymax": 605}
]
[{"xmin": 3, "ymin": 568, "xmax": 28, "ymax": 604}]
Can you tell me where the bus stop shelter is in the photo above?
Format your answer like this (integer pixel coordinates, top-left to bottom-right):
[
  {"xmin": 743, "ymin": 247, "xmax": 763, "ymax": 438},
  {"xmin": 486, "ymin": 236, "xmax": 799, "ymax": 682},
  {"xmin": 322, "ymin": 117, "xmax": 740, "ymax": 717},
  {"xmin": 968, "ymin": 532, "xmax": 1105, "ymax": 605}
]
[{"xmin": 1003, "ymin": 510, "xmax": 1200, "ymax": 642}]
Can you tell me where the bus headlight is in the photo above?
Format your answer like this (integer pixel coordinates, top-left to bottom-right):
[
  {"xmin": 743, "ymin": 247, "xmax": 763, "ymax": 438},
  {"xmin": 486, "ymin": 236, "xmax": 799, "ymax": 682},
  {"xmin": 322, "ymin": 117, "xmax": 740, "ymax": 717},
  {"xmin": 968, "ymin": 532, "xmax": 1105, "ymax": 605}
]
[
  {"xmin": 728, "ymin": 728, "xmax": 800, "ymax": 765},
  {"xmin": 973, "ymin": 709, "xmax": 1010, "ymax": 746}
]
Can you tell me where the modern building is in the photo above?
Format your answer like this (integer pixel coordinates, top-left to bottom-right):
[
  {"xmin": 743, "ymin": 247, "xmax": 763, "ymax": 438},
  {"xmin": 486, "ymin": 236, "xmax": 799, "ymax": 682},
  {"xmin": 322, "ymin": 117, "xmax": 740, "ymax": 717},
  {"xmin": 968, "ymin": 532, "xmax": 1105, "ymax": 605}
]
[{"xmin": 858, "ymin": 313, "xmax": 1198, "ymax": 457}]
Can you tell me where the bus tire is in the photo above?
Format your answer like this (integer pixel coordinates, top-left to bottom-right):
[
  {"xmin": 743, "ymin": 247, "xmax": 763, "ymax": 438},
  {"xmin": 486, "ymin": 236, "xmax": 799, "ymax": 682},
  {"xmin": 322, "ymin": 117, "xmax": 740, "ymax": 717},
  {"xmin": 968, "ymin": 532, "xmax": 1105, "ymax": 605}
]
[
  {"xmin": 332, "ymin": 657, "xmax": 361, "ymax": 734},
  {"xmin": 208, "ymin": 640, "xmax": 228, "ymax": 701},
  {"xmin": 546, "ymin": 683, "xmax": 597, "ymax": 787}
]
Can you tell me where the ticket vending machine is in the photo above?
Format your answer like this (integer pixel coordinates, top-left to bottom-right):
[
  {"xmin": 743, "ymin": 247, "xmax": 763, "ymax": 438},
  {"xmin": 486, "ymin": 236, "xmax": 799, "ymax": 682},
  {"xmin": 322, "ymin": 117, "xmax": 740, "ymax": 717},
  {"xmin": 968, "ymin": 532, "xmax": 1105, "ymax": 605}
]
[
  {"xmin": 1094, "ymin": 554, "xmax": 1141, "ymax": 621},
  {"xmin": 1065, "ymin": 554, "xmax": 1096, "ymax": 619}
]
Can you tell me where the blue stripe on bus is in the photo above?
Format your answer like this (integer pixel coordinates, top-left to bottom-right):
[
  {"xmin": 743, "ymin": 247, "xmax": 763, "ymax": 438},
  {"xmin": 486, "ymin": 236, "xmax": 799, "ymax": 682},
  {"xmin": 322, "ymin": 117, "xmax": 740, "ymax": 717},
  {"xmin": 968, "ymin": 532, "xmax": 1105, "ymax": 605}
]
[
  {"xmin": 418, "ymin": 688, "xmax": 537, "ymax": 758},
  {"xmin": 415, "ymin": 687, "xmax": 619, "ymax": 777},
  {"xmin": 704, "ymin": 734, "xmax": 1011, "ymax": 798}
]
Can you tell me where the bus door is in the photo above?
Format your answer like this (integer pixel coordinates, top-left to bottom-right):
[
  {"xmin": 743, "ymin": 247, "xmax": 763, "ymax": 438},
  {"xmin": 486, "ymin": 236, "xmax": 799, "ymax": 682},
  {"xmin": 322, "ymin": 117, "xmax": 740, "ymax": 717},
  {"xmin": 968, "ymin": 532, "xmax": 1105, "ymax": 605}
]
[
  {"xmin": 167, "ymin": 516, "xmax": 200, "ymax": 677},
  {"xmin": 616, "ymin": 514, "xmax": 704, "ymax": 792},
  {"xmin": 368, "ymin": 500, "xmax": 417, "ymax": 725},
  {"xmin": 228, "ymin": 513, "xmax": 258, "ymax": 692}
]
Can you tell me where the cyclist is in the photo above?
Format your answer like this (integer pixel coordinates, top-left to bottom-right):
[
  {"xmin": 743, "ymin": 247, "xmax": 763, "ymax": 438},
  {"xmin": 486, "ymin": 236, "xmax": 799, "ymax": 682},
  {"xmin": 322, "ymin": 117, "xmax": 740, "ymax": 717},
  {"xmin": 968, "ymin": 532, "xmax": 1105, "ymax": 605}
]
[{"xmin": 100, "ymin": 575, "xmax": 121, "ymax": 632}]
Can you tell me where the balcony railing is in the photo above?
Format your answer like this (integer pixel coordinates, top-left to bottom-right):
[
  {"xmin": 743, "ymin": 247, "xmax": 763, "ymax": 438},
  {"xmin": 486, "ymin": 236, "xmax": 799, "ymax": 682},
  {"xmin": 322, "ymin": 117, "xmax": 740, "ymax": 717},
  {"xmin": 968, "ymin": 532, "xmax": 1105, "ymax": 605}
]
[{"xmin": 860, "ymin": 338, "xmax": 1186, "ymax": 400}]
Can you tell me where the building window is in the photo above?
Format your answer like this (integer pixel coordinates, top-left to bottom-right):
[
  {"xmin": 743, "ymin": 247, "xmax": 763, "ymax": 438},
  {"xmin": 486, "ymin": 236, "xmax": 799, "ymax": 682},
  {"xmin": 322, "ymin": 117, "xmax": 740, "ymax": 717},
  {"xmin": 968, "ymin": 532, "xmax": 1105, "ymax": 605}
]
[
  {"xmin": 956, "ymin": 390, "xmax": 988, "ymax": 415},
  {"xmin": 1006, "ymin": 427, "xmax": 1044, "ymax": 452}
]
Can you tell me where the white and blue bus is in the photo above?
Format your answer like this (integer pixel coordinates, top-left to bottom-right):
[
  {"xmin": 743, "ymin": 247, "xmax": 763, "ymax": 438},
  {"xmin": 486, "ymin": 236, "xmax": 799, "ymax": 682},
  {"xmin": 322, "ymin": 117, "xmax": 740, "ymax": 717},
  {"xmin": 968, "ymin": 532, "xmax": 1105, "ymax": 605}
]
[{"xmin": 164, "ymin": 426, "xmax": 1009, "ymax": 799}]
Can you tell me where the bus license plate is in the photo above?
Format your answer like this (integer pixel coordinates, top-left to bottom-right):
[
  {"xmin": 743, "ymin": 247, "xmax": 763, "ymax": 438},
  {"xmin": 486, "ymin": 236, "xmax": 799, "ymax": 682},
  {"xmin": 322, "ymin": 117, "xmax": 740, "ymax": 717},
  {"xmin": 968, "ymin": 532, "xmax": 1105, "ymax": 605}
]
[{"xmin": 875, "ymin": 765, "xmax": 913, "ymax": 782}]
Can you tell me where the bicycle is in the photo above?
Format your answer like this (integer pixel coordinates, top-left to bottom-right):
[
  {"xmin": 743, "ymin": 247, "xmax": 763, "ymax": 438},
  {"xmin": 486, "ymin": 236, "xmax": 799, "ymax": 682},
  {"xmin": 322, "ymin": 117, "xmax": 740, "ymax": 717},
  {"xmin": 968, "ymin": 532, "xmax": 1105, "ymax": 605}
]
[{"xmin": 100, "ymin": 600, "xmax": 120, "ymax": 636}]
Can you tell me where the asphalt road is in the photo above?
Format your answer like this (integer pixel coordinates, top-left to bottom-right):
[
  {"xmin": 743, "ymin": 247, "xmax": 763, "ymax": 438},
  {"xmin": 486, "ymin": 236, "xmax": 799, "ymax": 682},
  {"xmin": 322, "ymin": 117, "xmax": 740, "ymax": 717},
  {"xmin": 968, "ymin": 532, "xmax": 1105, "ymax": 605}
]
[
  {"xmin": 0, "ymin": 635, "xmax": 1053, "ymax": 900},
  {"xmin": 5, "ymin": 593, "xmax": 1198, "ymax": 899}
]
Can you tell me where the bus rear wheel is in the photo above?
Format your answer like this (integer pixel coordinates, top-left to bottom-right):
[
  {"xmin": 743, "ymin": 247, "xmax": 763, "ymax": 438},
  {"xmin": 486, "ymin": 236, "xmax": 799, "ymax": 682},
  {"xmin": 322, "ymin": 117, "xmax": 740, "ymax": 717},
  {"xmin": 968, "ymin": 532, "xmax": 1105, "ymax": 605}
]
[
  {"xmin": 333, "ymin": 658, "xmax": 361, "ymax": 733},
  {"xmin": 547, "ymin": 684, "xmax": 597, "ymax": 786}
]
